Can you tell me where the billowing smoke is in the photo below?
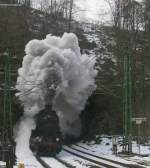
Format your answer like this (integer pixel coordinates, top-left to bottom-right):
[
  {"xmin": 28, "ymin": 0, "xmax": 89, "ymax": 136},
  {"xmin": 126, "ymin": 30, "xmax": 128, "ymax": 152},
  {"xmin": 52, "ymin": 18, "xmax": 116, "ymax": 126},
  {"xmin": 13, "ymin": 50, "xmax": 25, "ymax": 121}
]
[{"xmin": 15, "ymin": 33, "xmax": 97, "ymax": 158}]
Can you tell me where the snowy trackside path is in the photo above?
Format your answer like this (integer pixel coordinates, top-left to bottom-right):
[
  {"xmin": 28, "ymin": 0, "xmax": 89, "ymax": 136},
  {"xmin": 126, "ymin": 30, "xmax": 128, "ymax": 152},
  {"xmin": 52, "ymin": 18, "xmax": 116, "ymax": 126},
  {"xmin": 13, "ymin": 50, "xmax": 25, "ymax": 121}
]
[{"xmin": 14, "ymin": 155, "xmax": 44, "ymax": 168}]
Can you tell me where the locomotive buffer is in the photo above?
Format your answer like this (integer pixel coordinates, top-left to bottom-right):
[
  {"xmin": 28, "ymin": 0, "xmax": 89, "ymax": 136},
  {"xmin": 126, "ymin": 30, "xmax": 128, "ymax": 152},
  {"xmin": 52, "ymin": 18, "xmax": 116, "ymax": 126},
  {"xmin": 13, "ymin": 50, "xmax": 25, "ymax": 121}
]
[{"xmin": 0, "ymin": 51, "xmax": 15, "ymax": 168}]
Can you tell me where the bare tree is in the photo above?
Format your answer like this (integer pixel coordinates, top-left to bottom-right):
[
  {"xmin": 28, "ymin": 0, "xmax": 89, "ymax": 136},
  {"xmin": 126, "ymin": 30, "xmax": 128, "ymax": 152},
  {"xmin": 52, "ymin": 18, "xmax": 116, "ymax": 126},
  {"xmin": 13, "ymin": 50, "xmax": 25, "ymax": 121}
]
[{"xmin": 68, "ymin": 0, "xmax": 73, "ymax": 32}]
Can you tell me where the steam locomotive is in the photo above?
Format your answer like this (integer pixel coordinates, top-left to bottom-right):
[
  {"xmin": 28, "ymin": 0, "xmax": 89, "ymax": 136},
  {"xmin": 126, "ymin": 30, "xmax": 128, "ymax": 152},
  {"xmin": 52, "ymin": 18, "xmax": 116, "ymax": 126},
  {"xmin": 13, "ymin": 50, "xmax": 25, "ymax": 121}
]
[{"xmin": 30, "ymin": 106, "xmax": 62, "ymax": 156}]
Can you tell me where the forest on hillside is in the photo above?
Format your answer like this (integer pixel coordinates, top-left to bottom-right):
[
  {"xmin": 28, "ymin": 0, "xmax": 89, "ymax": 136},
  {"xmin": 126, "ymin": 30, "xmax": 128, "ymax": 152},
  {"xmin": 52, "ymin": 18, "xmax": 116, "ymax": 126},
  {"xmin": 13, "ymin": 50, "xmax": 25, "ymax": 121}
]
[{"xmin": 0, "ymin": 0, "xmax": 150, "ymax": 140}]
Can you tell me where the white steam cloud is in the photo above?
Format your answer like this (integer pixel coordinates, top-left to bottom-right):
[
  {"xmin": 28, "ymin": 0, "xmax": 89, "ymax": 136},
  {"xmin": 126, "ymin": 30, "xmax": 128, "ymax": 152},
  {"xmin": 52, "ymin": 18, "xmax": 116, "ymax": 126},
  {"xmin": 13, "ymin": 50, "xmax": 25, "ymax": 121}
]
[{"xmin": 15, "ymin": 33, "xmax": 97, "ymax": 158}]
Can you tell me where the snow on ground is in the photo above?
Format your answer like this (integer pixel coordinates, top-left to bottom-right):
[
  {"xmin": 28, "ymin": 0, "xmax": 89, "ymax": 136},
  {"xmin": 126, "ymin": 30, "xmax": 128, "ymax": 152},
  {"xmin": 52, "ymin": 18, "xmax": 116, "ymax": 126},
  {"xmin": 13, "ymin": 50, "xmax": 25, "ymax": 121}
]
[
  {"xmin": 0, "ymin": 161, "xmax": 6, "ymax": 167},
  {"xmin": 14, "ymin": 155, "xmax": 43, "ymax": 168},
  {"xmin": 58, "ymin": 150, "xmax": 103, "ymax": 168},
  {"xmin": 80, "ymin": 22, "xmax": 117, "ymax": 69},
  {"xmin": 76, "ymin": 135, "xmax": 150, "ymax": 167},
  {"xmin": 63, "ymin": 146, "xmax": 127, "ymax": 168},
  {"xmin": 132, "ymin": 141, "xmax": 150, "ymax": 155},
  {"xmin": 78, "ymin": 135, "xmax": 113, "ymax": 155},
  {"xmin": 78, "ymin": 135, "xmax": 150, "ymax": 156},
  {"xmin": 6, "ymin": 135, "xmax": 150, "ymax": 168},
  {"xmin": 71, "ymin": 143, "xmax": 138, "ymax": 165},
  {"xmin": 13, "ymin": 150, "xmax": 104, "ymax": 168},
  {"xmin": 128, "ymin": 156, "xmax": 150, "ymax": 167}
]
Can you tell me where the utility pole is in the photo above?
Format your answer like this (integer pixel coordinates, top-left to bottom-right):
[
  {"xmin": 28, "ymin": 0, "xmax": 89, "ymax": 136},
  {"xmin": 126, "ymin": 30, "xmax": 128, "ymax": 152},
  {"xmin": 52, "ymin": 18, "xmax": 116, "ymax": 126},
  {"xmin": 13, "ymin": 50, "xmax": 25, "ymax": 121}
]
[
  {"xmin": 2, "ymin": 51, "xmax": 12, "ymax": 142},
  {"xmin": 123, "ymin": 48, "xmax": 132, "ymax": 154},
  {"xmin": 0, "ymin": 51, "xmax": 15, "ymax": 168}
]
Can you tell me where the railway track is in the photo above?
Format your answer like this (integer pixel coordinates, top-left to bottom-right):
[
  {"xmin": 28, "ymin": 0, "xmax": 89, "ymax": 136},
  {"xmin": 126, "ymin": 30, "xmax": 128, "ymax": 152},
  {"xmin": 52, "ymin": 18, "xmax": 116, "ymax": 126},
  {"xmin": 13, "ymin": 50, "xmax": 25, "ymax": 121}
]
[
  {"xmin": 54, "ymin": 156, "xmax": 76, "ymax": 168},
  {"xmin": 63, "ymin": 145, "xmax": 146, "ymax": 168},
  {"xmin": 63, "ymin": 146, "xmax": 125, "ymax": 168},
  {"xmin": 36, "ymin": 152, "xmax": 108, "ymax": 168},
  {"xmin": 36, "ymin": 156, "xmax": 52, "ymax": 168},
  {"xmin": 36, "ymin": 145, "xmax": 146, "ymax": 168},
  {"xmin": 73, "ymin": 144, "xmax": 149, "ymax": 168},
  {"xmin": 71, "ymin": 144, "xmax": 133, "ymax": 167},
  {"xmin": 36, "ymin": 155, "xmax": 75, "ymax": 168}
]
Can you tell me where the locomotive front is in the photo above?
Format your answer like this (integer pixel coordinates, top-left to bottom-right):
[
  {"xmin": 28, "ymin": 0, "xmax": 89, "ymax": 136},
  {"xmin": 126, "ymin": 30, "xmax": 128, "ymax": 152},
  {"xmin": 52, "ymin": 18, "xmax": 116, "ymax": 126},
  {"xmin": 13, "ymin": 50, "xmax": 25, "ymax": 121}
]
[{"xmin": 30, "ymin": 106, "xmax": 62, "ymax": 156}]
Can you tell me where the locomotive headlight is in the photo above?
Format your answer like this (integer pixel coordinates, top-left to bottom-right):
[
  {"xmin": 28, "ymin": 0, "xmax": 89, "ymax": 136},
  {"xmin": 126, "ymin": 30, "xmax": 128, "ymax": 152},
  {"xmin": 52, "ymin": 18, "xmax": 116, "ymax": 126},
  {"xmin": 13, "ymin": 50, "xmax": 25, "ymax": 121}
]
[{"xmin": 56, "ymin": 138, "xmax": 60, "ymax": 142}]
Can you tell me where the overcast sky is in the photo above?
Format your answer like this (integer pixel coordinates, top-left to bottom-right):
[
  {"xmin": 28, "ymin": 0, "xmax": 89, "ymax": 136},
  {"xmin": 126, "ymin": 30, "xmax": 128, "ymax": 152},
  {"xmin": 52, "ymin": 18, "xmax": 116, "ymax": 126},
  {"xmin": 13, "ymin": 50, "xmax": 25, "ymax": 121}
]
[{"xmin": 74, "ymin": 0, "xmax": 110, "ymax": 23}]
